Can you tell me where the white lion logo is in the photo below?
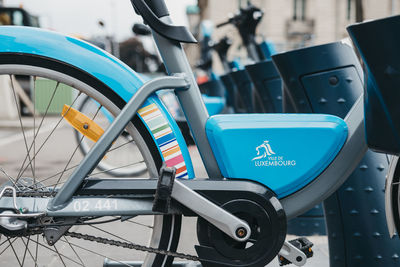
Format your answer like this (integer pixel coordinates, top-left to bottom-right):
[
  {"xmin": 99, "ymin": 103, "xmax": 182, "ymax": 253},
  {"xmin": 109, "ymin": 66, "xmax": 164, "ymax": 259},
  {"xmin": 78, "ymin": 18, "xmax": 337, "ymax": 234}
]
[{"xmin": 252, "ymin": 140, "xmax": 275, "ymax": 161}]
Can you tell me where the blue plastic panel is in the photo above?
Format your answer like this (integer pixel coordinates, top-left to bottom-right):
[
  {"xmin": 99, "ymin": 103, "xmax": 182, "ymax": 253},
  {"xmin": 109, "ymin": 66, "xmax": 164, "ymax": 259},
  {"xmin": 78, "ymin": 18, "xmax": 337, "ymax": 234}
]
[
  {"xmin": 202, "ymin": 95, "xmax": 226, "ymax": 116},
  {"xmin": 0, "ymin": 26, "xmax": 194, "ymax": 178},
  {"xmin": 206, "ymin": 114, "xmax": 348, "ymax": 197}
]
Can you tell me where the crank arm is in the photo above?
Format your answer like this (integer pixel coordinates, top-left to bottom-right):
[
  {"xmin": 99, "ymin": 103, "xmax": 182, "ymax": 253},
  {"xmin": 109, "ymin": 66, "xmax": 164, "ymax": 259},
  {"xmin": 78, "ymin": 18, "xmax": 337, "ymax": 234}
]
[
  {"xmin": 279, "ymin": 241, "xmax": 307, "ymax": 266},
  {"xmin": 172, "ymin": 180, "xmax": 251, "ymax": 242}
]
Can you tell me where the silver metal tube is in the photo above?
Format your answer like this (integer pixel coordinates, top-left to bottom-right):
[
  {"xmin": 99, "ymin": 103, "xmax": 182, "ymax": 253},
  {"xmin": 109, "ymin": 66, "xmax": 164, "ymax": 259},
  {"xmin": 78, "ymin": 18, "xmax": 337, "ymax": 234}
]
[
  {"xmin": 48, "ymin": 75, "xmax": 190, "ymax": 210},
  {"xmin": 152, "ymin": 16, "xmax": 222, "ymax": 179}
]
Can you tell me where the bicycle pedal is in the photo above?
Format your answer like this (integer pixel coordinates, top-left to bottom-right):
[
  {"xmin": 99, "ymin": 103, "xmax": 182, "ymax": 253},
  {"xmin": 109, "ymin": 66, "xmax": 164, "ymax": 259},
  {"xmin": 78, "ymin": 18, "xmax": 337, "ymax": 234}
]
[
  {"xmin": 152, "ymin": 164, "xmax": 176, "ymax": 213},
  {"xmin": 278, "ymin": 237, "xmax": 314, "ymax": 266}
]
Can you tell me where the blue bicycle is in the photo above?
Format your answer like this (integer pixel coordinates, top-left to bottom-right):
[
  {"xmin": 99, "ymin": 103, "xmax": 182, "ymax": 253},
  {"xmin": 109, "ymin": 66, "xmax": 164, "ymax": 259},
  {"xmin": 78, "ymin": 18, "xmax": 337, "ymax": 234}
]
[{"xmin": 0, "ymin": 1, "xmax": 398, "ymax": 266}]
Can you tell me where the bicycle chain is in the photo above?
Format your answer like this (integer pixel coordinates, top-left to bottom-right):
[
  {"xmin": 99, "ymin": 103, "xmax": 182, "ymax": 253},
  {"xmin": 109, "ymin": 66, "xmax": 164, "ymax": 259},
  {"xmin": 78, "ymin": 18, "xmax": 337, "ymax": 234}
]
[
  {"xmin": 15, "ymin": 191, "xmax": 56, "ymax": 197},
  {"xmin": 64, "ymin": 231, "xmax": 200, "ymax": 262},
  {"xmin": 7, "ymin": 191, "xmax": 201, "ymax": 261}
]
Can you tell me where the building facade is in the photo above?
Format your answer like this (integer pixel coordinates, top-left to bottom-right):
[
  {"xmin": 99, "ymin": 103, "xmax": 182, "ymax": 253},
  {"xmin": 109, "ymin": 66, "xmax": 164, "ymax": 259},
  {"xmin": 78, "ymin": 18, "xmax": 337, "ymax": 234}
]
[{"xmin": 201, "ymin": 0, "xmax": 400, "ymax": 70}]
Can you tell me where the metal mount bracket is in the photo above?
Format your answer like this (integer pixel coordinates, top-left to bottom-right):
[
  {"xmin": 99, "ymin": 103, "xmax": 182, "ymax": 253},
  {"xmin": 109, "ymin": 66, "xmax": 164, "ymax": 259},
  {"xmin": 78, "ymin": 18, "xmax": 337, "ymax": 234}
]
[{"xmin": 0, "ymin": 186, "xmax": 45, "ymax": 218}]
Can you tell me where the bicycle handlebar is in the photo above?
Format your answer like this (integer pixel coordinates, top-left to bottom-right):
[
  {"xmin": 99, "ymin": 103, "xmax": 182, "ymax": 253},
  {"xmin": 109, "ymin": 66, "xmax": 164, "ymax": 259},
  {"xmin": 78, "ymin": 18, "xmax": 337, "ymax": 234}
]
[
  {"xmin": 216, "ymin": 20, "xmax": 232, "ymax": 28},
  {"xmin": 216, "ymin": 4, "xmax": 264, "ymax": 46}
]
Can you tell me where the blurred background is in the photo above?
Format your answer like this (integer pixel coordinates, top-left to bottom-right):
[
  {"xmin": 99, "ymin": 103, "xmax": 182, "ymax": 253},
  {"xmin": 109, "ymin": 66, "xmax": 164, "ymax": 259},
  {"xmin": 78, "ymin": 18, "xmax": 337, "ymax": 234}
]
[{"xmin": 1, "ymin": 0, "xmax": 399, "ymax": 74}]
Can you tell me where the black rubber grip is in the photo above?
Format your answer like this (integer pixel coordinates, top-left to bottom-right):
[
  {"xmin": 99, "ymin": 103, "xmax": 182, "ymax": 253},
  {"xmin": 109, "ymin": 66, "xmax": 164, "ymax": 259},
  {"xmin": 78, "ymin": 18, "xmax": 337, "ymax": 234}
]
[
  {"xmin": 144, "ymin": 0, "xmax": 169, "ymax": 18},
  {"xmin": 130, "ymin": 0, "xmax": 197, "ymax": 43},
  {"xmin": 216, "ymin": 20, "xmax": 231, "ymax": 28}
]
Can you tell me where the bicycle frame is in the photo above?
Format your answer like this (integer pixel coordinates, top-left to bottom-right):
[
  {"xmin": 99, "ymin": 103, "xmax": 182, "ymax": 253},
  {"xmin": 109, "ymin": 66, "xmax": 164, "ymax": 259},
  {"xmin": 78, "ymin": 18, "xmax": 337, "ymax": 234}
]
[
  {"xmin": 0, "ymin": 1, "xmax": 367, "ymax": 223},
  {"xmin": 52, "ymin": 12, "xmax": 366, "ymax": 221},
  {"xmin": 140, "ymin": 14, "xmax": 367, "ymax": 218}
]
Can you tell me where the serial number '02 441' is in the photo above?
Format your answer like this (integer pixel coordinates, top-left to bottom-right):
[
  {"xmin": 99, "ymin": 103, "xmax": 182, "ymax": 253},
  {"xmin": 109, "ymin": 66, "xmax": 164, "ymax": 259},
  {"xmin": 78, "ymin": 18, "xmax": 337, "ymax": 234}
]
[{"xmin": 73, "ymin": 199, "xmax": 118, "ymax": 212}]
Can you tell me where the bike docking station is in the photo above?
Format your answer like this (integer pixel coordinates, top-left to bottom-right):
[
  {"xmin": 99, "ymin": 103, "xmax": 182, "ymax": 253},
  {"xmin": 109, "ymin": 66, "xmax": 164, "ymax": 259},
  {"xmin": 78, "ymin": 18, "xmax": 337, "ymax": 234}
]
[
  {"xmin": 220, "ymin": 73, "xmax": 244, "ymax": 113},
  {"xmin": 229, "ymin": 68, "xmax": 265, "ymax": 113},
  {"xmin": 272, "ymin": 41, "xmax": 400, "ymax": 267},
  {"xmin": 246, "ymin": 60, "xmax": 283, "ymax": 113}
]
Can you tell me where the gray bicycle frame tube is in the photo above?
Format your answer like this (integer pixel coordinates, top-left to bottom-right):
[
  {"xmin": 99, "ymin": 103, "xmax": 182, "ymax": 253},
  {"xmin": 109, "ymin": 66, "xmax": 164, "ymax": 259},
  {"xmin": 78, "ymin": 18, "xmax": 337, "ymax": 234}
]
[
  {"xmin": 48, "ymin": 74, "xmax": 191, "ymax": 211},
  {"xmin": 151, "ymin": 16, "xmax": 368, "ymax": 220},
  {"xmin": 152, "ymin": 16, "xmax": 222, "ymax": 179},
  {"xmin": 46, "ymin": 73, "xmax": 250, "ymax": 241},
  {"xmin": 0, "ymin": 196, "xmax": 172, "ymax": 217},
  {"xmin": 281, "ymin": 95, "xmax": 367, "ymax": 219},
  {"xmin": 41, "ymin": 11, "xmax": 365, "ymax": 224}
]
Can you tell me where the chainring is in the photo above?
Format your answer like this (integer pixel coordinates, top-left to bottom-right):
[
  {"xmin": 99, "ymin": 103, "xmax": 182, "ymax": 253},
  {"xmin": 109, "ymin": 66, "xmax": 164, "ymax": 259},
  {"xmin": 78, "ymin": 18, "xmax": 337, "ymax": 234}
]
[{"xmin": 197, "ymin": 198, "xmax": 286, "ymax": 267}]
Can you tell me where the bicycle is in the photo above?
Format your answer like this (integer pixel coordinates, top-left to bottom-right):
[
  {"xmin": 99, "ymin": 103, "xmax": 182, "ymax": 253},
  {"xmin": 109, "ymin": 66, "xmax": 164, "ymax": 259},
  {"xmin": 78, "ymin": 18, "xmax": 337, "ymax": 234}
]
[{"xmin": 0, "ymin": 0, "xmax": 397, "ymax": 266}]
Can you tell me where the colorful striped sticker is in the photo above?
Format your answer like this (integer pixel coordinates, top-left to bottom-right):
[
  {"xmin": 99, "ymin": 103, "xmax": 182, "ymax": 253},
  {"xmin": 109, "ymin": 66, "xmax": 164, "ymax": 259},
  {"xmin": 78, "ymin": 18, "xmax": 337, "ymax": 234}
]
[{"xmin": 138, "ymin": 103, "xmax": 189, "ymax": 179}]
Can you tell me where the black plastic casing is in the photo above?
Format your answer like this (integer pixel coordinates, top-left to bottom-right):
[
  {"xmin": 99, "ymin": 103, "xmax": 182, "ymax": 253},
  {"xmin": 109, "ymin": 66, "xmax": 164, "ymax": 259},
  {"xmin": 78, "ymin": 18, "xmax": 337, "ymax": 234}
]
[
  {"xmin": 348, "ymin": 15, "xmax": 400, "ymax": 155},
  {"xmin": 144, "ymin": 0, "xmax": 169, "ymax": 18}
]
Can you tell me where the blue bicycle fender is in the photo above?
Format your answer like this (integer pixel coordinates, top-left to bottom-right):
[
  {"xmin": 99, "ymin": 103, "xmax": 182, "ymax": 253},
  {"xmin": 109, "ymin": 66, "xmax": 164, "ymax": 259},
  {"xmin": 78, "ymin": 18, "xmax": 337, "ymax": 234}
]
[{"xmin": 0, "ymin": 26, "xmax": 194, "ymax": 179}]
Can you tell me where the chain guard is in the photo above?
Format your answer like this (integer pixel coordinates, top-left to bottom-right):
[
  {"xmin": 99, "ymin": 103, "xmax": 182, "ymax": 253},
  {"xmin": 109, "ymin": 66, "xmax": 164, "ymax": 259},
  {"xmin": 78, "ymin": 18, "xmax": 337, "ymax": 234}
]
[{"xmin": 196, "ymin": 197, "xmax": 286, "ymax": 267}]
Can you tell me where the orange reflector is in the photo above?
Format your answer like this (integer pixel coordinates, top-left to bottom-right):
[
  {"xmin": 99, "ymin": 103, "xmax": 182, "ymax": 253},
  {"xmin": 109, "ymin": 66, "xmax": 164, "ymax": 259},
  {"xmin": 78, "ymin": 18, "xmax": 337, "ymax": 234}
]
[{"xmin": 62, "ymin": 105, "xmax": 104, "ymax": 142}]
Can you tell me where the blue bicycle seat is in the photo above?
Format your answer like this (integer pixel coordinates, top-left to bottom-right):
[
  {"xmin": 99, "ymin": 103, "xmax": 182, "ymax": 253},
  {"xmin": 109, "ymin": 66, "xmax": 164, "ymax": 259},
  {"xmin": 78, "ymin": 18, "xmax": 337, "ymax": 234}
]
[{"xmin": 206, "ymin": 114, "xmax": 348, "ymax": 197}]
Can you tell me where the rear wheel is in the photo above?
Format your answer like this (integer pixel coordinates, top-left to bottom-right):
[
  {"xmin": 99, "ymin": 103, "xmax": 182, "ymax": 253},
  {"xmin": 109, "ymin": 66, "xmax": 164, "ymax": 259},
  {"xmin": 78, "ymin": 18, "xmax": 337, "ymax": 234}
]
[
  {"xmin": 74, "ymin": 95, "xmax": 148, "ymax": 177},
  {"xmin": 0, "ymin": 54, "xmax": 181, "ymax": 266}
]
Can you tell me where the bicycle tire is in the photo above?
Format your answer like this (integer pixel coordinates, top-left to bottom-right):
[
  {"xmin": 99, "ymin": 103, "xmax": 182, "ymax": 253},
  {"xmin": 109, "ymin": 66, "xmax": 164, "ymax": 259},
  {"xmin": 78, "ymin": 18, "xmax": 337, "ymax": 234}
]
[{"xmin": 0, "ymin": 53, "xmax": 181, "ymax": 267}]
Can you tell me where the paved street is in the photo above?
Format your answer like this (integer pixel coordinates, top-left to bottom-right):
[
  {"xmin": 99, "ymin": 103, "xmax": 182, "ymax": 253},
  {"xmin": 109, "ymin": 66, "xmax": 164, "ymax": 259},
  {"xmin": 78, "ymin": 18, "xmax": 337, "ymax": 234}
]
[{"xmin": 0, "ymin": 118, "xmax": 329, "ymax": 266}]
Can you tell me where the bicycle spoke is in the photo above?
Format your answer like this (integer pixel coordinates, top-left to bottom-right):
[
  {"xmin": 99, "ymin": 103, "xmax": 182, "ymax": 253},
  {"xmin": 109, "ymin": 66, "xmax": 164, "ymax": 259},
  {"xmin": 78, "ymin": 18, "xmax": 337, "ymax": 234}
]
[
  {"xmin": 21, "ymin": 237, "xmax": 39, "ymax": 267},
  {"xmin": 51, "ymin": 133, "xmax": 86, "ymax": 192},
  {"xmin": 28, "ymin": 238, "xmax": 84, "ymax": 266},
  {"xmin": 60, "ymin": 238, "xmax": 134, "ymax": 267},
  {"xmin": 63, "ymin": 236, "xmax": 86, "ymax": 267},
  {"xmin": 34, "ymin": 235, "xmax": 39, "ymax": 267},
  {"xmin": 17, "ymin": 92, "xmax": 82, "ymax": 181},
  {"xmin": 10, "ymin": 75, "xmax": 35, "ymax": 179},
  {"xmin": 16, "ymin": 81, "xmax": 60, "ymax": 179},
  {"xmin": 0, "ymin": 238, "xmax": 7, "ymax": 248},
  {"xmin": 28, "ymin": 164, "xmax": 79, "ymax": 189},
  {"xmin": 30, "ymin": 139, "xmax": 137, "ymax": 188},
  {"xmin": 8, "ymin": 238, "xmax": 22, "ymax": 267},
  {"xmin": 24, "ymin": 160, "xmax": 145, "ymax": 194},
  {"xmin": 0, "ymin": 165, "xmax": 17, "ymax": 187},
  {"xmin": 122, "ymin": 217, "xmax": 153, "ymax": 229},
  {"xmin": 0, "ymin": 237, "xmax": 12, "ymax": 251},
  {"xmin": 29, "ymin": 181, "xmax": 66, "ymax": 192},
  {"xmin": 89, "ymin": 224, "xmax": 137, "ymax": 244},
  {"xmin": 53, "ymin": 244, "xmax": 67, "ymax": 267},
  {"xmin": 107, "ymin": 139, "xmax": 135, "ymax": 153},
  {"xmin": 20, "ymin": 236, "xmax": 29, "ymax": 266},
  {"xmin": 52, "ymin": 104, "xmax": 102, "ymax": 191},
  {"xmin": 20, "ymin": 237, "xmax": 35, "ymax": 267},
  {"xmin": 0, "ymin": 68, "xmax": 165, "ymax": 266},
  {"xmin": 0, "ymin": 237, "xmax": 17, "ymax": 256},
  {"xmin": 88, "ymin": 161, "xmax": 145, "ymax": 177}
]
